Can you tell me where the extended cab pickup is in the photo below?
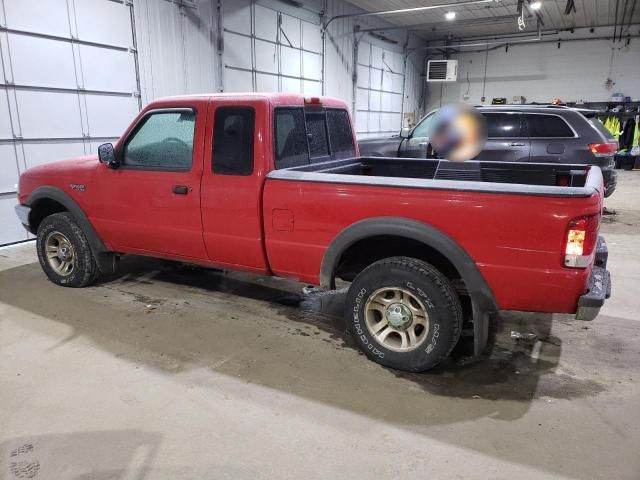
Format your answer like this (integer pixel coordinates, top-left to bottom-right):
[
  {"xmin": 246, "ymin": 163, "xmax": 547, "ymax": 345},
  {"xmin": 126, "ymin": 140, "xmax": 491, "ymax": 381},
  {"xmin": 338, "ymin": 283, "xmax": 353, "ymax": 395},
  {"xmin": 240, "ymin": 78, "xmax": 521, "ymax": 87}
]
[{"xmin": 15, "ymin": 93, "xmax": 612, "ymax": 372}]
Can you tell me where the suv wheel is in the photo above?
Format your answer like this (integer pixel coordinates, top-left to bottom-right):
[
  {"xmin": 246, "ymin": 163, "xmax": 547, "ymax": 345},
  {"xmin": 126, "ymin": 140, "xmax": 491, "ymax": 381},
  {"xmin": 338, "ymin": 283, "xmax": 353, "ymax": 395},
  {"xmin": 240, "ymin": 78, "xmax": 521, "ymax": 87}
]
[
  {"xmin": 36, "ymin": 212, "xmax": 99, "ymax": 287},
  {"xmin": 345, "ymin": 256, "xmax": 462, "ymax": 372}
]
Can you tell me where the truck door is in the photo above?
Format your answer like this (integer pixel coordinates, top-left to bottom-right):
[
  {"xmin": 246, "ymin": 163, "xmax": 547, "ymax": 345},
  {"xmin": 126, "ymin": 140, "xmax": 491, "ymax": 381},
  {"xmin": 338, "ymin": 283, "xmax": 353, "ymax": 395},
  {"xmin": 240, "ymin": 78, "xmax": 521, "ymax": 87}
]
[
  {"xmin": 200, "ymin": 99, "xmax": 269, "ymax": 273},
  {"xmin": 476, "ymin": 112, "xmax": 530, "ymax": 162},
  {"xmin": 90, "ymin": 105, "xmax": 207, "ymax": 259}
]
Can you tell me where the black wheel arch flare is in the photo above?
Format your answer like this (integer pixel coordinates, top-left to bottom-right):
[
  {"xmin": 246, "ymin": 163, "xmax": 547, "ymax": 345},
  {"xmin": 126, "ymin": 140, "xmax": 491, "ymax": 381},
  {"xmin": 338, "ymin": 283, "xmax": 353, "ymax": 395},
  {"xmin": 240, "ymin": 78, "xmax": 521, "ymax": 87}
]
[
  {"xmin": 25, "ymin": 186, "xmax": 116, "ymax": 273},
  {"xmin": 320, "ymin": 216, "xmax": 498, "ymax": 355}
]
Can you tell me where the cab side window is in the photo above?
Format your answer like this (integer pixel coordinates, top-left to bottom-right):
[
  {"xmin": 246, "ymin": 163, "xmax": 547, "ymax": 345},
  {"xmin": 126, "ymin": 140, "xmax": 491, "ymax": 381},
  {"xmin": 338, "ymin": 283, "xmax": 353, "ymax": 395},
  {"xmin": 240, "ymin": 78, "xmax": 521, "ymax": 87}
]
[
  {"xmin": 123, "ymin": 110, "xmax": 195, "ymax": 170},
  {"xmin": 212, "ymin": 107, "xmax": 255, "ymax": 175}
]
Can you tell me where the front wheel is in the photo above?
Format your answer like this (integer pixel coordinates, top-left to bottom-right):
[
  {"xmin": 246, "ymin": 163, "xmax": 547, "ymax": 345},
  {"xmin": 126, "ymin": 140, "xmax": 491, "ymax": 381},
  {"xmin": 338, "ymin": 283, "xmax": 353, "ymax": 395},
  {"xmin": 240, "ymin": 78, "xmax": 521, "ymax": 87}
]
[
  {"xmin": 345, "ymin": 256, "xmax": 462, "ymax": 372},
  {"xmin": 36, "ymin": 212, "xmax": 99, "ymax": 287}
]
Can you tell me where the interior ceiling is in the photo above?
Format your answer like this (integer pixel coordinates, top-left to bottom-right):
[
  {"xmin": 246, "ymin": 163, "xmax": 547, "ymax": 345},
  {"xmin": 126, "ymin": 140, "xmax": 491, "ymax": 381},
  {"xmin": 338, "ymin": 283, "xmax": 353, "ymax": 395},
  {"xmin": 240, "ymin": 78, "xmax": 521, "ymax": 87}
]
[{"xmin": 344, "ymin": 0, "xmax": 640, "ymax": 41}]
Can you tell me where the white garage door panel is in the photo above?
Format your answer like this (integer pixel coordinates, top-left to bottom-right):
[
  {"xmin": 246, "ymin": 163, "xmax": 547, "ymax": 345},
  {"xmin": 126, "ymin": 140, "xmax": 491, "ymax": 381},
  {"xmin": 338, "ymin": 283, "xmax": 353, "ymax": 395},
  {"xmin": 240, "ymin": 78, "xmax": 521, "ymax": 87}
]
[
  {"xmin": 85, "ymin": 95, "xmax": 138, "ymax": 138},
  {"xmin": 9, "ymin": 35, "xmax": 76, "ymax": 89},
  {"xmin": 357, "ymin": 65, "xmax": 369, "ymax": 88},
  {"xmin": 3, "ymin": 0, "xmax": 70, "ymax": 37},
  {"xmin": 256, "ymin": 73, "xmax": 278, "ymax": 92},
  {"xmin": 0, "ymin": 145, "xmax": 19, "ymax": 193},
  {"xmin": 0, "ymin": 0, "xmax": 139, "ymax": 246},
  {"xmin": 370, "ymin": 70, "xmax": 382, "ymax": 90},
  {"xmin": 255, "ymin": 40, "xmax": 278, "ymax": 74},
  {"xmin": 281, "ymin": 46, "xmax": 300, "ymax": 77},
  {"xmin": 74, "ymin": 0, "xmax": 132, "ymax": 47},
  {"xmin": 391, "ymin": 94, "xmax": 403, "ymax": 112},
  {"xmin": 381, "ymin": 92, "xmax": 392, "ymax": 112},
  {"xmin": 356, "ymin": 88, "xmax": 368, "ymax": 108},
  {"xmin": 368, "ymin": 112, "xmax": 380, "ymax": 132},
  {"xmin": 23, "ymin": 141, "xmax": 87, "ymax": 170},
  {"xmin": 281, "ymin": 76, "xmax": 301, "ymax": 93},
  {"xmin": 358, "ymin": 44, "xmax": 370, "ymax": 65},
  {"xmin": 0, "ymin": 94, "xmax": 13, "ymax": 138},
  {"xmin": 355, "ymin": 111, "xmax": 367, "ymax": 131},
  {"xmin": 382, "ymin": 70, "xmax": 393, "ymax": 91},
  {"xmin": 380, "ymin": 113, "xmax": 390, "ymax": 132},
  {"xmin": 369, "ymin": 90, "xmax": 381, "ymax": 111},
  {"xmin": 225, "ymin": 32, "xmax": 253, "ymax": 70},
  {"xmin": 392, "ymin": 74, "xmax": 404, "ymax": 93},
  {"xmin": 302, "ymin": 52, "xmax": 321, "ymax": 80},
  {"xmin": 302, "ymin": 22, "xmax": 322, "ymax": 53},
  {"xmin": 281, "ymin": 15, "xmax": 301, "ymax": 48},
  {"xmin": 16, "ymin": 91, "xmax": 82, "ymax": 138},
  {"xmin": 224, "ymin": 69, "xmax": 253, "ymax": 93},
  {"xmin": 224, "ymin": 0, "xmax": 252, "ymax": 35},
  {"xmin": 0, "ymin": 197, "xmax": 27, "ymax": 244},
  {"xmin": 80, "ymin": 46, "xmax": 136, "ymax": 93},
  {"xmin": 371, "ymin": 46, "xmax": 383, "ymax": 69},
  {"xmin": 255, "ymin": 5, "xmax": 278, "ymax": 41},
  {"xmin": 303, "ymin": 80, "xmax": 321, "ymax": 96}
]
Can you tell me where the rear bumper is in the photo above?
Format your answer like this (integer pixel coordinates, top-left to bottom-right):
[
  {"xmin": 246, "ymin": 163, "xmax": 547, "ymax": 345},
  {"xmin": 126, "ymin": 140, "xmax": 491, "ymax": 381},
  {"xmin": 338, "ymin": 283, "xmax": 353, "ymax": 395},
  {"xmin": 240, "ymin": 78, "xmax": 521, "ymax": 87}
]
[
  {"xmin": 15, "ymin": 204, "xmax": 31, "ymax": 229},
  {"xmin": 575, "ymin": 237, "xmax": 611, "ymax": 321}
]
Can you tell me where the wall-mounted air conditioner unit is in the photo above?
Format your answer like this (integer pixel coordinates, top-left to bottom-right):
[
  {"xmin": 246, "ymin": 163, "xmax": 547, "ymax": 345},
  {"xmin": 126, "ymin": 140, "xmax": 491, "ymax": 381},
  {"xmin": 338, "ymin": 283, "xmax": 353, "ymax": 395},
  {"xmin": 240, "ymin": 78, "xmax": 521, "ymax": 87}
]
[{"xmin": 427, "ymin": 60, "xmax": 458, "ymax": 82}]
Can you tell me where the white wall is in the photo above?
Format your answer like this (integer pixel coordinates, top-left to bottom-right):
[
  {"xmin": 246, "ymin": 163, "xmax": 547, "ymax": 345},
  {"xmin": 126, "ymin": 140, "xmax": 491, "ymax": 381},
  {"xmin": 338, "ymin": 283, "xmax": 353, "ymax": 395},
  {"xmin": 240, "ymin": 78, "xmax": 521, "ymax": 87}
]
[
  {"xmin": 134, "ymin": 0, "xmax": 218, "ymax": 104},
  {"xmin": 323, "ymin": 0, "xmax": 426, "ymax": 138},
  {"xmin": 134, "ymin": 0, "xmax": 427, "ymax": 134},
  {"xmin": 427, "ymin": 26, "xmax": 640, "ymax": 110}
]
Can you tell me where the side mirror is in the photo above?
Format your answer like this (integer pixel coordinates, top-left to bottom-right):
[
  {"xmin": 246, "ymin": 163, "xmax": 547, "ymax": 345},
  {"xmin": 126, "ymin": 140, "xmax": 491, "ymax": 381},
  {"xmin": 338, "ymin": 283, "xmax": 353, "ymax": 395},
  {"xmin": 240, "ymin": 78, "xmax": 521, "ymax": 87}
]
[
  {"xmin": 400, "ymin": 127, "xmax": 411, "ymax": 139},
  {"xmin": 98, "ymin": 143, "xmax": 120, "ymax": 169}
]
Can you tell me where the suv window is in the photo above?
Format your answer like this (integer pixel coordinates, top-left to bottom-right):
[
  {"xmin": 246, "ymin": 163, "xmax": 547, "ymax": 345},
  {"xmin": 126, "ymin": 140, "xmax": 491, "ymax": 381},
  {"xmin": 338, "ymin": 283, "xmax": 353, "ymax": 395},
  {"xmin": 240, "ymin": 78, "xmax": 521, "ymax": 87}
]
[
  {"xmin": 326, "ymin": 109, "xmax": 355, "ymax": 158},
  {"xmin": 483, "ymin": 112, "xmax": 524, "ymax": 138},
  {"xmin": 213, "ymin": 107, "xmax": 254, "ymax": 175},
  {"xmin": 525, "ymin": 114, "xmax": 575, "ymax": 137},
  {"xmin": 124, "ymin": 110, "xmax": 195, "ymax": 169},
  {"xmin": 305, "ymin": 112, "xmax": 330, "ymax": 160},
  {"xmin": 275, "ymin": 108, "xmax": 309, "ymax": 169},
  {"xmin": 411, "ymin": 112, "xmax": 436, "ymax": 138}
]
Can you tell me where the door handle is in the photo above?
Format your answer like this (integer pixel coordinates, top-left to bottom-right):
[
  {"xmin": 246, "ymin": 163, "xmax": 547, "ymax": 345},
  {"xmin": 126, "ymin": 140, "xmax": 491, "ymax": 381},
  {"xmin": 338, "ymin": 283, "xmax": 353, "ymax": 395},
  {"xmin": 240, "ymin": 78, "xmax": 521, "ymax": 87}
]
[
  {"xmin": 172, "ymin": 185, "xmax": 190, "ymax": 195},
  {"xmin": 509, "ymin": 142, "xmax": 525, "ymax": 147}
]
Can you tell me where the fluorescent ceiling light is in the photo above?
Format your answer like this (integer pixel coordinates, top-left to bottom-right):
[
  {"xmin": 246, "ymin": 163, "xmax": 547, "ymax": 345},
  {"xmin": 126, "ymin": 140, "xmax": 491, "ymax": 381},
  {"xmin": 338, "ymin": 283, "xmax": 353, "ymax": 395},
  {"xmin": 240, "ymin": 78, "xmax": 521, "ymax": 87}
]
[
  {"xmin": 445, "ymin": 11, "xmax": 456, "ymax": 20},
  {"xmin": 530, "ymin": 1, "xmax": 542, "ymax": 10}
]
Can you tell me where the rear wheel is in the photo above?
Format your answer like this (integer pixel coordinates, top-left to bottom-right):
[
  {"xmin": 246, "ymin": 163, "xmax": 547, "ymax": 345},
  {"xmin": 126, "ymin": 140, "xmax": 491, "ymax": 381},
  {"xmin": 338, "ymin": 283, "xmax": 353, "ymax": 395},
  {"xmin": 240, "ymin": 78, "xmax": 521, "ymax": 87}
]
[
  {"xmin": 345, "ymin": 256, "xmax": 462, "ymax": 372},
  {"xmin": 36, "ymin": 212, "xmax": 99, "ymax": 287}
]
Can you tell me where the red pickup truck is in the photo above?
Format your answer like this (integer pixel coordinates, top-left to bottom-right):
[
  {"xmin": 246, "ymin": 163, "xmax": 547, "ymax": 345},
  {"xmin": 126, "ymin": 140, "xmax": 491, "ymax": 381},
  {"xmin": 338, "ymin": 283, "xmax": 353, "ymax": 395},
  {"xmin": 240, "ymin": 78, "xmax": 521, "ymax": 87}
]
[{"xmin": 15, "ymin": 93, "xmax": 611, "ymax": 372}]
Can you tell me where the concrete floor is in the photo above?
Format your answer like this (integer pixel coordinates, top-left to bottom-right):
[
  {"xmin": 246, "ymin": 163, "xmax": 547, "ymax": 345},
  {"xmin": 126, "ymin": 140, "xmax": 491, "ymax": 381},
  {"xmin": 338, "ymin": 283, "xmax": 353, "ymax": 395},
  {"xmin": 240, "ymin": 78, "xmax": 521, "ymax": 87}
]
[{"xmin": 1, "ymin": 172, "xmax": 639, "ymax": 480}]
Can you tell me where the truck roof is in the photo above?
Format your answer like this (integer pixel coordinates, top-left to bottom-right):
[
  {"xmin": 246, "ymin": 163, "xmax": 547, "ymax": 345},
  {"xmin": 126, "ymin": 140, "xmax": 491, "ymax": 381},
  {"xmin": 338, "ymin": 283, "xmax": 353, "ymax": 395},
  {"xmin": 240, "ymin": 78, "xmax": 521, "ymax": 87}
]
[{"xmin": 151, "ymin": 92, "xmax": 349, "ymax": 109}]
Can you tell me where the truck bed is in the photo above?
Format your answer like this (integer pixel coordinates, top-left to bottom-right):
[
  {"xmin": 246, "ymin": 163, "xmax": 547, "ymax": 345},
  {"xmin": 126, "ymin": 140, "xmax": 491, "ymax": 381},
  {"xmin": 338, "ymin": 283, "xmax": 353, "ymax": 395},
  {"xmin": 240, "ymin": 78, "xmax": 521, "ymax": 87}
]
[{"xmin": 268, "ymin": 157, "xmax": 602, "ymax": 197}]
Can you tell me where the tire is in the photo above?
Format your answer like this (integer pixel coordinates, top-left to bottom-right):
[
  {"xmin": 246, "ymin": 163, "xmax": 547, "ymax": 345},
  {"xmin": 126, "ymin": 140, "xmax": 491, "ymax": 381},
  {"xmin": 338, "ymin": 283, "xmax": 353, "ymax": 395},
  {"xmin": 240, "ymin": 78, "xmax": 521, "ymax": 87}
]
[
  {"xmin": 345, "ymin": 256, "xmax": 462, "ymax": 372},
  {"xmin": 36, "ymin": 212, "xmax": 99, "ymax": 287}
]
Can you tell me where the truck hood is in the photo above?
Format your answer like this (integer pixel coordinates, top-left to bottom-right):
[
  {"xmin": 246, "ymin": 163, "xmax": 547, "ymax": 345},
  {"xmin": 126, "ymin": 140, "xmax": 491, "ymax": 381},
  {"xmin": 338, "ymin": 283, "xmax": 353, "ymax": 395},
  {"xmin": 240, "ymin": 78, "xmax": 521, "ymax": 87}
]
[
  {"xmin": 18, "ymin": 154, "xmax": 99, "ymax": 203},
  {"xmin": 23, "ymin": 154, "xmax": 99, "ymax": 178}
]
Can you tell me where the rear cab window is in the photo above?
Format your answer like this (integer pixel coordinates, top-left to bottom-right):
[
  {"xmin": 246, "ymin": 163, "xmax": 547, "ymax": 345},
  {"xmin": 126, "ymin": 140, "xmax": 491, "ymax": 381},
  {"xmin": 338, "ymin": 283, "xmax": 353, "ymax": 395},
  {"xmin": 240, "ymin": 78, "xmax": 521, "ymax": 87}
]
[{"xmin": 274, "ymin": 106, "xmax": 355, "ymax": 169}]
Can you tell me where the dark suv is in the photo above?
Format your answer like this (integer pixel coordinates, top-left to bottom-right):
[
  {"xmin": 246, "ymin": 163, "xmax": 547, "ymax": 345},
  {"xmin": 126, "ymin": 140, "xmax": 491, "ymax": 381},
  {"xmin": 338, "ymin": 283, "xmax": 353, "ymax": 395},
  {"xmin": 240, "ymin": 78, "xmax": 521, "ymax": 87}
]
[{"xmin": 359, "ymin": 105, "xmax": 618, "ymax": 197}]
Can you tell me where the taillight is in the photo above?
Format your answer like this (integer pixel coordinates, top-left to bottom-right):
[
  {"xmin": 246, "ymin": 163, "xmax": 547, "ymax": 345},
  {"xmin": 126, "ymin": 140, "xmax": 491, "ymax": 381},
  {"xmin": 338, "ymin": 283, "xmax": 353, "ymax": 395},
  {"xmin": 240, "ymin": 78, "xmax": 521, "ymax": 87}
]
[
  {"xmin": 588, "ymin": 142, "xmax": 618, "ymax": 156},
  {"xmin": 304, "ymin": 97, "xmax": 322, "ymax": 105},
  {"xmin": 564, "ymin": 215, "xmax": 599, "ymax": 268}
]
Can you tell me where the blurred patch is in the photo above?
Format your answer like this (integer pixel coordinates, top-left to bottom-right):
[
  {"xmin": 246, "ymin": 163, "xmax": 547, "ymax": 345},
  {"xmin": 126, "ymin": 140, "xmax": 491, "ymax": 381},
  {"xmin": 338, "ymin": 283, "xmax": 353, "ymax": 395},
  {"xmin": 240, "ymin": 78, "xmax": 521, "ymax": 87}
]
[{"xmin": 430, "ymin": 104, "xmax": 487, "ymax": 161}]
